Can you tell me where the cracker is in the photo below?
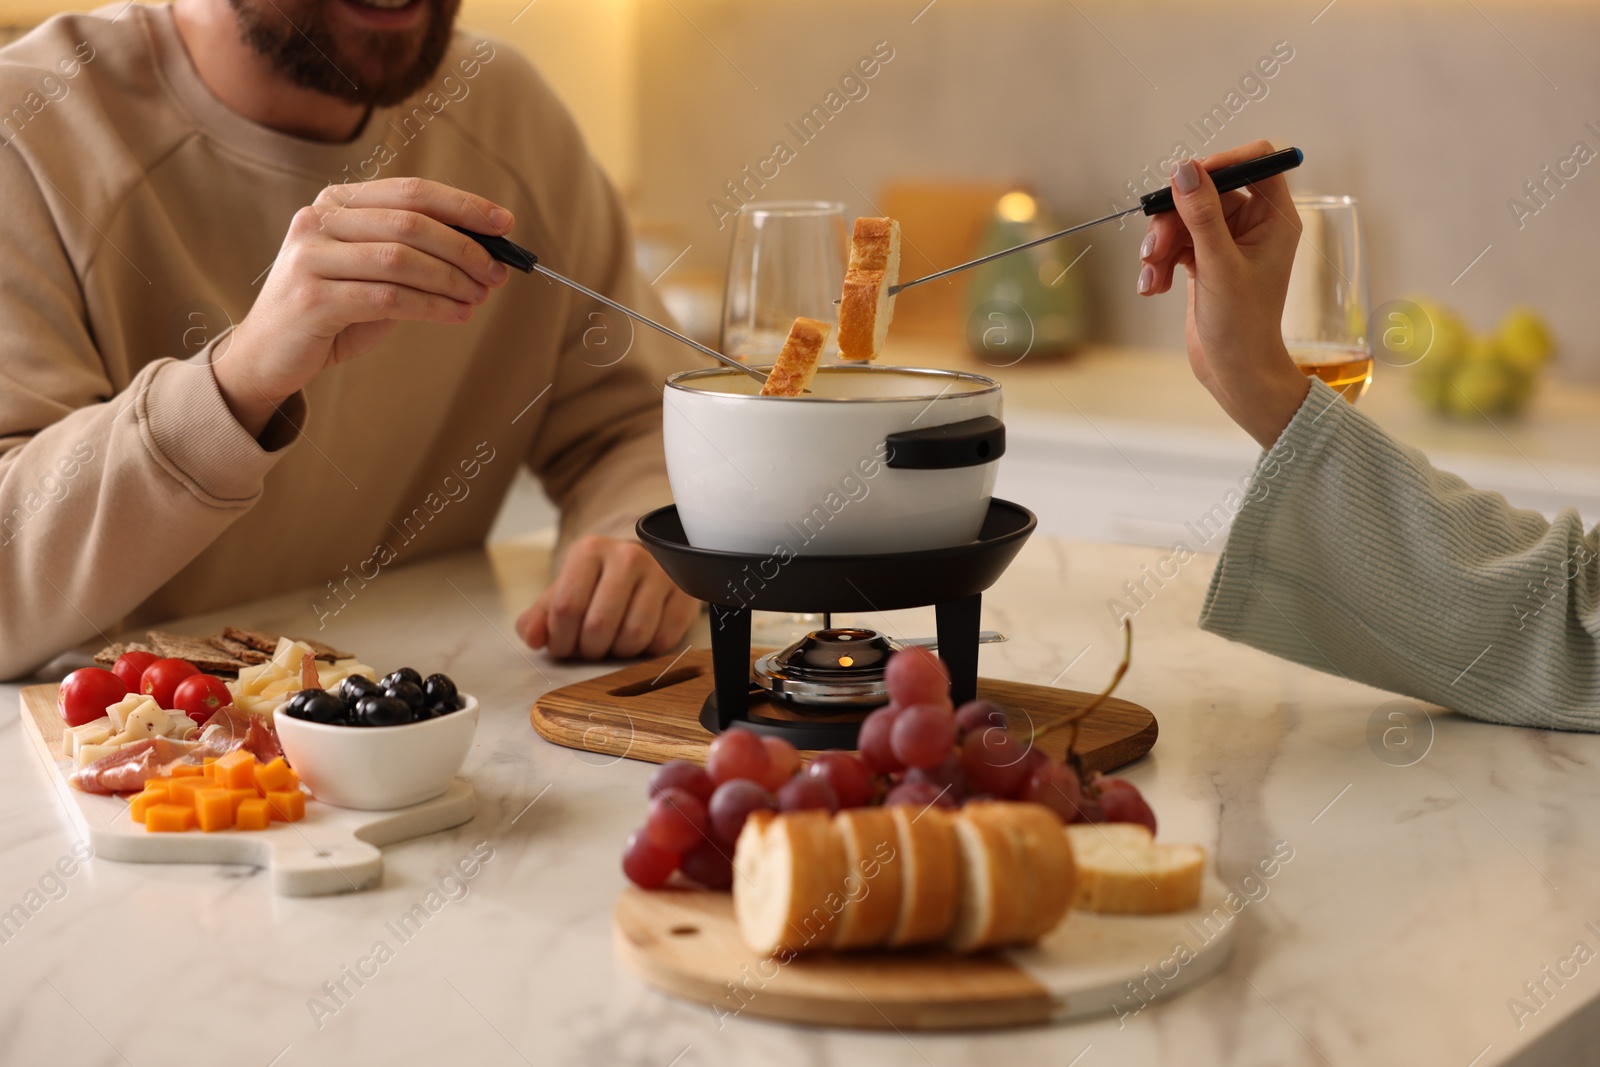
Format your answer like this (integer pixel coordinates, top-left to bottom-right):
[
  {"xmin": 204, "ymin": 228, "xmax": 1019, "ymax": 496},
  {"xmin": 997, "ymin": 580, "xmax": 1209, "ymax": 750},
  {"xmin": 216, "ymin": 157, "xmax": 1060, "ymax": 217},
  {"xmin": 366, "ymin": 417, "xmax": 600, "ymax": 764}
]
[
  {"xmin": 92, "ymin": 640, "xmax": 154, "ymax": 667},
  {"xmin": 208, "ymin": 634, "xmax": 268, "ymax": 665},
  {"xmin": 147, "ymin": 629, "xmax": 249, "ymax": 673},
  {"xmin": 221, "ymin": 626, "xmax": 280, "ymax": 655}
]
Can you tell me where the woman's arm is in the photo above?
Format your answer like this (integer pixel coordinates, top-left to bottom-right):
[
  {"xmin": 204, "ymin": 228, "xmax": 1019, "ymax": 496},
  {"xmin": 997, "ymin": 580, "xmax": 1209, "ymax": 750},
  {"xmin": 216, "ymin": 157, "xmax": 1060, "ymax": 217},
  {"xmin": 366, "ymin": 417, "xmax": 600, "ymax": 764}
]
[
  {"xmin": 1141, "ymin": 141, "xmax": 1600, "ymax": 730},
  {"xmin": 1200, "ymin": 378, "xmax": 1600, "ymax": 731}
]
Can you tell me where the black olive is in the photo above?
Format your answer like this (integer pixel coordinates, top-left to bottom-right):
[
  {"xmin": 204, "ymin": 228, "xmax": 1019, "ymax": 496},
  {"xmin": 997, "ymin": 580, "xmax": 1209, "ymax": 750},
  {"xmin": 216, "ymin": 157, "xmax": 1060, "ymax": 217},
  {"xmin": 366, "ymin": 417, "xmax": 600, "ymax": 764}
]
[
  {"xmin": 381, "ymin": 668, "xmax": 423, "ymax": 690},
  {"xmin": 284, "ymin": 690, "xmax": 317, "ymax": 719},
  {"xmin": 357, "ymin": 695, "xmax": 413, "ymax": 728},
  {"xmin": 425, "ymin": 700, "xmax": 457, "ymax": 718},
  {"xmin": 410, "ymin": 703, "xmax": 436, "ymax": 723},
  {"xmin": 422, "ymin": 674, "xmax": 460, "ymax": 709},
  {"xmin": 295, "ymin": 691, "xmax": 348, "ymax": 725},
  {"xmin": 340, "ymin": 675, "xmax": 381, "ymax": 707},
  {"xmin": 385, "ymin": 680, "xmax": 426, "ymax": 710}
]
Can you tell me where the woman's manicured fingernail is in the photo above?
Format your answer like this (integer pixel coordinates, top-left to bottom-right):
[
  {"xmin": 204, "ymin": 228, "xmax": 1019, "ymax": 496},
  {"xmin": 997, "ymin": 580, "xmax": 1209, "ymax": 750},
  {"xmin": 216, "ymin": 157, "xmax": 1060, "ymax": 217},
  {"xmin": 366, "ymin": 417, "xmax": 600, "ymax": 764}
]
[
  {"xmin": 1172, "ymin": 160, "xmax": 1199, "ymax": 194},
  {"xmin": 490, "ymin": 261, "xmax": 509, "ymax": 283},
  {"xmin": 489, "ymin": 208, "xmax": 513, "ymax": 231},
  {"xmin": 1140, "ymin": 232, "xmax": 1156, "ymax": 259},
  {"xmin": 1137, "ymin": 265, "xmax": 1154, "ymax": 294}
]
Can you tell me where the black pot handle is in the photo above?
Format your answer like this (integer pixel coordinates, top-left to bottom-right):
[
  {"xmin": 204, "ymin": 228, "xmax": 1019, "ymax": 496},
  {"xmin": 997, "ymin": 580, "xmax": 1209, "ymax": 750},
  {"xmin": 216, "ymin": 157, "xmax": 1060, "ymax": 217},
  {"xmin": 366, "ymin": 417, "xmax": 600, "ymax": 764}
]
[{"xmin": 885, "ymin": 415, "xmax": 1006, "ymax": 470}]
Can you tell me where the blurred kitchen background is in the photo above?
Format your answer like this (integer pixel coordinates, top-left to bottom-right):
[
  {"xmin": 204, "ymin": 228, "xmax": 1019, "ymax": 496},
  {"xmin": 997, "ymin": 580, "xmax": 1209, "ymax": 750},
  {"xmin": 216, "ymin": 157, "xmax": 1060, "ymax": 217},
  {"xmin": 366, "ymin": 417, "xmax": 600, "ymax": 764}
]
[{"xmin": 8, "ymin": 0, "xmax": 1598, "ymax": 544}]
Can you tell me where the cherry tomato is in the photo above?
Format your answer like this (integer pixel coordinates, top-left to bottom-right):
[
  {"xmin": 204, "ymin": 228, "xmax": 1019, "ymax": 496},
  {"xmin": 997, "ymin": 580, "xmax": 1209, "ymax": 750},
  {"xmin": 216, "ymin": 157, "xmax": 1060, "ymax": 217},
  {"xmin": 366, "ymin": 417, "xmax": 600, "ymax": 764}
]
[
  {"xmin": 140, "ymin": 658, "xmax": 199, "ymax": 709},
  {"xmin": 173, "ymin": 673, "xmax": 232, "ymax": 725},
  {"xmin": 58, "ymin": 668, "xmax": 128, "ymax": 727},
  {"xmin": 111, "ymin": 650, "xmax": 160, "ymax": 692}
]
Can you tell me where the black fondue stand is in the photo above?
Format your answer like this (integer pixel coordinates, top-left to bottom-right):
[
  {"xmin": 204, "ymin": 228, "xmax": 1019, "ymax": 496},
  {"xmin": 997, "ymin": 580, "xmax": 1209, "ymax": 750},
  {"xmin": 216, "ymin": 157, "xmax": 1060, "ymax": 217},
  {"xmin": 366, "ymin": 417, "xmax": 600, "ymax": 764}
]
[{"xmin": 637, "ymin": 415, "xmax": 1034, "ymax": 750}]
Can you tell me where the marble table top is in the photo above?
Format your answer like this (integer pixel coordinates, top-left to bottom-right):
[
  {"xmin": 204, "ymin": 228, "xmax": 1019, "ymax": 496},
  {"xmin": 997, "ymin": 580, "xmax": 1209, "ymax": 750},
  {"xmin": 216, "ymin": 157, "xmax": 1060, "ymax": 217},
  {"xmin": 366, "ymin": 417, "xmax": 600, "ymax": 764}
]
[{"xmin": 3, "ymin": 533, "xmax": 1596, "ymax": 1067}]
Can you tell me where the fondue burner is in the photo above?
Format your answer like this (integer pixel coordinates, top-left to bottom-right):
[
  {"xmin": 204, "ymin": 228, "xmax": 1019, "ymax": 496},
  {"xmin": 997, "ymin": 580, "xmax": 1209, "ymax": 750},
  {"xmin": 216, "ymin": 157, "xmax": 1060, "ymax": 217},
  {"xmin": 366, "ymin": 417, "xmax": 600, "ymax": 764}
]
[
  {"xmin": 753, "ymin": 627, "xmax": 1009, "ymax": 708},
  {"xmin": 637, "ymin": 499, "xmax": 1036, "ymax": 749}
]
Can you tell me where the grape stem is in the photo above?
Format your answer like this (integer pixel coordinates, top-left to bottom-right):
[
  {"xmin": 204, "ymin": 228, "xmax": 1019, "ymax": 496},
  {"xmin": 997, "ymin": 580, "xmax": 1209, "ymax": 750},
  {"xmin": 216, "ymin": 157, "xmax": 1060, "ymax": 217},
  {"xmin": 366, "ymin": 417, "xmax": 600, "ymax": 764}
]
[{"xmin": 1028, "ymin": 619, "xmax": 1133, "ymax": 758}]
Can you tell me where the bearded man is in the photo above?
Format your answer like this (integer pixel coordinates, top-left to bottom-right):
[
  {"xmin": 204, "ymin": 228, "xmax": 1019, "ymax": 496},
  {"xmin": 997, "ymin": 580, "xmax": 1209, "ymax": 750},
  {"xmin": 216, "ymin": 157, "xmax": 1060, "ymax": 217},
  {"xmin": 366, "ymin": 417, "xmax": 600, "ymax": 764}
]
[{"xmin": 0, "ymin": 0, "xmax": 699, "ymax": 678}]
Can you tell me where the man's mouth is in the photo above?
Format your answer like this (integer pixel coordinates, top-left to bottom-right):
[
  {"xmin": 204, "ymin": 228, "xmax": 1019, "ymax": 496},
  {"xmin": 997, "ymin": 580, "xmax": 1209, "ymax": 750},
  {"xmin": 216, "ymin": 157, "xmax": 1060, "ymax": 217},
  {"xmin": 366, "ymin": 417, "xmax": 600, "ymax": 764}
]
[{"xmin": 343, "ymin": 0, "xmax": 416, "ymax": 8}]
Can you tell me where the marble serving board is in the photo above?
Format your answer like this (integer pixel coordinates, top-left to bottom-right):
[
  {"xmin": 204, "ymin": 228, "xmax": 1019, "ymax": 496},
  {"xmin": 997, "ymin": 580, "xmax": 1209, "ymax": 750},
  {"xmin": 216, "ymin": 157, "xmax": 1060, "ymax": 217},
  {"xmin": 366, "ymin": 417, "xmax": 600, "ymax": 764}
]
[
  {"xmin": 19, "ymin": 684, "xmax": 476, "ymax": 897},
  {"xmin": 615, "ymin": 878, "xmax": 1235, "ymax": 1029}
]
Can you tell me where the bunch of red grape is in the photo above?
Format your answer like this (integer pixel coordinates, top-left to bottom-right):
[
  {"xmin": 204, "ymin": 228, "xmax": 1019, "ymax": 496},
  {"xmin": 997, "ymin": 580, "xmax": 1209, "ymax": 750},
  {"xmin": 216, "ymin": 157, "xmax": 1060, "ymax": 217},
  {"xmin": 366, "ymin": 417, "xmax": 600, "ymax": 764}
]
[{"xmin": 621, "ymin": 647, "xmax": 1155, "ymax": 890}]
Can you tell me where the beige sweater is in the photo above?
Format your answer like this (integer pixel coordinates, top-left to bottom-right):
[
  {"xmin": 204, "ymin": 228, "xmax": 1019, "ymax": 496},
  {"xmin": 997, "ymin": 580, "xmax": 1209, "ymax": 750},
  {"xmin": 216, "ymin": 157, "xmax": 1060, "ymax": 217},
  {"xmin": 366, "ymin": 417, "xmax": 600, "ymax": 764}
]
[{"xmin": 0, "ymin": 6, "xmax": 693, "ymax": 679}]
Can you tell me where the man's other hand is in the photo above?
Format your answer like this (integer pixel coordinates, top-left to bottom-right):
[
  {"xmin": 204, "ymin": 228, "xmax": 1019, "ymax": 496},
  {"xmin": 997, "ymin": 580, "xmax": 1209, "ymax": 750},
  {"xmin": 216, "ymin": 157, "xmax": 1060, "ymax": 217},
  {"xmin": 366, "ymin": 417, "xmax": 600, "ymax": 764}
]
[{"xmin": 517, "ymin": 536, "xmax": 700, "ymax": 660}]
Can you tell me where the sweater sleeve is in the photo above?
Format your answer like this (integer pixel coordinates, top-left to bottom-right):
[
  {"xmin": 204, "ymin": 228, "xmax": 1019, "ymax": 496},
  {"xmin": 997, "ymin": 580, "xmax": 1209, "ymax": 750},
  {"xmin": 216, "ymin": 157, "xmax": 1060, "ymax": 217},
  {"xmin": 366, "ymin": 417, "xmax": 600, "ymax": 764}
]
[
  {"xmin": 1199, "ymin": 378, "xmax": 1600, "ymax": 732},
  {"xmin": 522, "ymin": 152, "xmax": 684, "ymax": 562},
  {"xmin": 0, "ymin": 144, "xmax": 304, "ymax": 680}
]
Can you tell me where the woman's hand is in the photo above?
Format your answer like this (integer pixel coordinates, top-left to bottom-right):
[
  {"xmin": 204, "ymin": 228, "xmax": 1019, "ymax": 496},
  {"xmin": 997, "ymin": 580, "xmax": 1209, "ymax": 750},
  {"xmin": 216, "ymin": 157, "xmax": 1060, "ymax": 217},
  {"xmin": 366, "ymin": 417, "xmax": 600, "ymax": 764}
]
[
  {"xmin": 517, "ymin": 536, "xmax": 701, "ymax": 660},
  {"xmin": 1137, "ymin": 140, "xmax": 1312, "ymax": 449}
]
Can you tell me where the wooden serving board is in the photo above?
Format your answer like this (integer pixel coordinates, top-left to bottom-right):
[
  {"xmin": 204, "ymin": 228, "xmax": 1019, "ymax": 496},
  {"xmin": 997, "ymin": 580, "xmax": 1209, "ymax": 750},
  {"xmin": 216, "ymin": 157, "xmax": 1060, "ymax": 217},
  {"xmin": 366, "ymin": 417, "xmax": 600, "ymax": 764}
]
[
  {"xmin": 20, "ymin": 685, "xmax": 475, "ymax": 897},
  {"xmin": 615, "ymin": 882, "xmax": 1235, "ymax": 1029},
  {"xmin": 532, "ymin": 648, "xmax": 1157, "ymax": 772}
]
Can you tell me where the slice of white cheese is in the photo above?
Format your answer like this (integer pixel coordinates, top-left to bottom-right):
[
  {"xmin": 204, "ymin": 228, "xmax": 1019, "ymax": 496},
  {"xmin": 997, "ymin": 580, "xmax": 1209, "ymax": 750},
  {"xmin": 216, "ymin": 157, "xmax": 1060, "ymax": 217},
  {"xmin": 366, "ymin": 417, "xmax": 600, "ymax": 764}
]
[
  {"xmin": 106, "ymin": 692, "xmax": 159, "ymax": 732},
  {"xmin": 63, "ymin": 717, "xmax": 113, "ymax": 759},
  {"xmin": 76, "ymin": 743, "xmax": 120, "ymax": 767}
]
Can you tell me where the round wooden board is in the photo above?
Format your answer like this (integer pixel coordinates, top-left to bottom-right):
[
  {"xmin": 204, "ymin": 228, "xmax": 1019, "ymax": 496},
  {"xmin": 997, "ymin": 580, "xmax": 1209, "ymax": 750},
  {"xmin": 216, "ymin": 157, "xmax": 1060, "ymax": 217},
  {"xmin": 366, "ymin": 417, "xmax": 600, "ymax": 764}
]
[{"xmin": 614, "ymin": 882, "xmax": 1235, "ymax": 1030}]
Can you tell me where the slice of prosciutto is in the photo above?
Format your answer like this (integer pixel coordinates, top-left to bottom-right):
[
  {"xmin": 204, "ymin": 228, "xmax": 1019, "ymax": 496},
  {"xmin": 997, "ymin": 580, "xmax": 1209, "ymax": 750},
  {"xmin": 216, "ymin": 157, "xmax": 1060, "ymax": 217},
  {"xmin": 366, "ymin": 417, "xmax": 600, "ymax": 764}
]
[
  {"xmin": 68, "ymin": 737, "xmax": 198, "ymax": 795},
  {"xmin": 68, "ymin": 706, "xmax": 285, "ymax": 795}
]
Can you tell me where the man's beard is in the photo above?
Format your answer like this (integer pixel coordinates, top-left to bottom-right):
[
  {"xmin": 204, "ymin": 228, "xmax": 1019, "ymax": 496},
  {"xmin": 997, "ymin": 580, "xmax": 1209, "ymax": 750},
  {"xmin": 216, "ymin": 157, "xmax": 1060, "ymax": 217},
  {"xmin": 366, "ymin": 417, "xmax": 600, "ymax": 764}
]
[{"xmin": 226, "ymin": 0, "xmax": 462, "ymax": 109}]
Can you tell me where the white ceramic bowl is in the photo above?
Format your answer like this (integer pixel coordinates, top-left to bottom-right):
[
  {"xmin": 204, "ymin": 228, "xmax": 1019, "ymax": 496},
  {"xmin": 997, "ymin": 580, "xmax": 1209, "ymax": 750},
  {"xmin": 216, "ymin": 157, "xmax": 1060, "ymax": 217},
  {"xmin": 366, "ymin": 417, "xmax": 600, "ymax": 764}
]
[
  {"xmin": 663, "ymin": 364, "xmax": 1004, "ymax": 555},
  {"xmin": 274, "ymin": 695, "xmax": 479, "ymax": 811}
]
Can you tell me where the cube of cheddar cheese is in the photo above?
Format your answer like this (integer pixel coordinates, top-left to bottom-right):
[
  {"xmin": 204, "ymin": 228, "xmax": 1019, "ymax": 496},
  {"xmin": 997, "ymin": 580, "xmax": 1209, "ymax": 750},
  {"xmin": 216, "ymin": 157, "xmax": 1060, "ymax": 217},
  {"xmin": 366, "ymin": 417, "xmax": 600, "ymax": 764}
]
[
  {"xmin": 168, "ymin": 777, "xmax": 213, "ymax": 806},
  {"xmin": 235, "ymin": 798, "xmax": 272, "ymax": 831},
  {"xmin": 265, "ymin": 789, "xmax": 306, "ymax": 823},
  {"xmin": 227, "ymin": 788, "xmax": 259, "ymax": 815},
  {"xmin": 170, "ymin": 763, "xmax": 203, "ymax": 779},
  {"xmin": 254, "ymin": 757, "xmax": 296, "ymax": 795},
  {"xmin": 195, "ymin": 789, "xmax": 234, "ymax": 832},
  {"xmin": 213, "ymin": 751, "xmax": 256, "ymax": 790},
  {"xmin": 145, "ymin": 804, "xmax": 196, "ymax": 832},
  {"xmin": 129, "ymin": 789, "xmax": 163, "ymax": 822}
]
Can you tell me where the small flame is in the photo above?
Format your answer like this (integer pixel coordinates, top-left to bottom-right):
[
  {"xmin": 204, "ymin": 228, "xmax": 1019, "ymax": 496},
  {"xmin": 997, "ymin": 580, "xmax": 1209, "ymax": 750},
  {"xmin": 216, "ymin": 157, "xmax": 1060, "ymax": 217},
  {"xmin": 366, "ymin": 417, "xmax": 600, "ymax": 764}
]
[{"xmin": 838, "ymin": 655, "xmax": 855, "ymax": 668}]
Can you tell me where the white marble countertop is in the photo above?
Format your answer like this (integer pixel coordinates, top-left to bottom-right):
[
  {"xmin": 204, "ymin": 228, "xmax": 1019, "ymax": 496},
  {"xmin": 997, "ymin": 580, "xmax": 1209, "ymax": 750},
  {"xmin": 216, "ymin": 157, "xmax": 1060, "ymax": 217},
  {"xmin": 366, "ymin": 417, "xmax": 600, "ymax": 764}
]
[{"xmin": 3, "ymin": 532, "xmax": 1597, "ymax": 1067}]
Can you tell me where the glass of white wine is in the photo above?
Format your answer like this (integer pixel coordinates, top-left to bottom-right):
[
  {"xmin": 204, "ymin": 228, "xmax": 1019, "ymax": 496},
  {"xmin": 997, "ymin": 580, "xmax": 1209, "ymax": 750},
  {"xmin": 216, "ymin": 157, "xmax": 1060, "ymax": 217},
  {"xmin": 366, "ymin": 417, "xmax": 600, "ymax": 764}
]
[
  {"xmin": 719, "ymin": 201, "xmax": 848, "ymax": 365},
  {"xmin": 719, "ymin": 202, "xmax": 848, "ymax": 647},
  {"xmin": 1283, "ymin": 195, "xmax": 1372, "ymax": 402}
]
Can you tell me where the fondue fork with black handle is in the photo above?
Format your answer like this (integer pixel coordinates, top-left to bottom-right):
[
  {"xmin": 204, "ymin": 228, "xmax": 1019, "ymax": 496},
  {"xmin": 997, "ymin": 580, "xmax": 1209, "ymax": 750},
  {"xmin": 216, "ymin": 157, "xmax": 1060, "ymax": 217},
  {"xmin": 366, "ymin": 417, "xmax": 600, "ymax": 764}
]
[
  {"xmin": 448, "ymin": 225, "xmax": 774, "ymax": 390},
  {"xmin": 840, "ymin": 146, "xmax": 1305, "ymax": 301}
]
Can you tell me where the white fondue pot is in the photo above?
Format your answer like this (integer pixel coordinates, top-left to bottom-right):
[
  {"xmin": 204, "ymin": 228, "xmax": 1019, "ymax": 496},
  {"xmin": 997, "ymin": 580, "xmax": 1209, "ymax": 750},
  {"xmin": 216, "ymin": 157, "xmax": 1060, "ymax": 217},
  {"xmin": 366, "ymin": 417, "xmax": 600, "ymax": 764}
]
[{"xmin": 663, "ymin": 365, "xmax": 1004, "ymax": 555}]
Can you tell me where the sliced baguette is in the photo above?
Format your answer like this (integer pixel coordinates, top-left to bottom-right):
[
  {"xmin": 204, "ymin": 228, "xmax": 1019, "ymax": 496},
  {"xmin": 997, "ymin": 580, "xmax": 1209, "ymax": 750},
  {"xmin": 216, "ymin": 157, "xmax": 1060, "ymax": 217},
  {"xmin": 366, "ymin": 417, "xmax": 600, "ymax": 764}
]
[
  {"xmin": 831, "ymin": 807, "xmax": 904, "ymax": 950},
  {"xmin": 886, "ymin": 804, "xmax": 959, "ymax": 947},
  {"xmin": 847, "ymin": 216, "xmax": 901, "ymax": 273},
  {"xmin": 838, "ymin": 269, "xmax": 896, "ymax": 362},
  {"xmin": 733, "ymin": 809, "xmax": 849, "ymax": 955},
  {"xmin": 947, "ymin": 804, "xmax": 1031, "ymax": 951},
  {"xmin": 838, "ymin": 217, "xmax": 901, "ymax": 362},
  {"xmin": 759, "ymin": 316, "xmax": 830, "ymax": 397},
  {"xmin": 1065, "ymin": 823, "xmax": 1205, "ymax": 915},
  {"xmin": 980, "ymin": 802, "xmax": 1075, "ymax": 942}
]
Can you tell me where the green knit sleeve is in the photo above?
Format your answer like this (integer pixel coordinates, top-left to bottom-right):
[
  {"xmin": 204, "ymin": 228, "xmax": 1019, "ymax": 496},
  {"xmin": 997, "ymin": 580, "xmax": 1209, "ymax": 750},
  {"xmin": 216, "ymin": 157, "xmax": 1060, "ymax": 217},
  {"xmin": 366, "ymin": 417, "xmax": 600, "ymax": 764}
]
[{"xmin": 1199, "ymin": 378, "xmax": 1600, "ymax": 731}]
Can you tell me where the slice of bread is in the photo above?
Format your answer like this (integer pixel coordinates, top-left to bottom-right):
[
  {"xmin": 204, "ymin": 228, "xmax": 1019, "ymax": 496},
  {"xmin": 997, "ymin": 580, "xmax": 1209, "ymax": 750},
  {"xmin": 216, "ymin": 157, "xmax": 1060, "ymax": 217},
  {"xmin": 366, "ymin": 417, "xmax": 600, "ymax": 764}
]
[
  {"xmin": 948, "ymin": 803, "xmax": 1032, "ymax": 951},
  {"xmin": 831, "ymin": 808, "xmax": 904, "ymax": 950},
  {"xmin": 838, "ymin": 217, "xmax": 901, "ymax": 362},
  {"xmin": 759, "ymin": 316, "xmax": 831, "ymax": 397},
  {"xmin": 733, "ymin": 808, "xmax": 849, "ymax": 955},
  {"xmin": 1065, "ymin": 823, "xmax": 1205, "ymax": 915},
  {"xmin": 886, "ymin": 804, "xmax": 960, "ymax": 947},
  {"xmin": 980, "ymin": 802, "xmax": 1074, "ymax": 943},
  {"xmin": 847, "ymin": 216, "xmax": 901, "ymax": 273},
  {"xmin": 838, "ymin": 269, "xmax": 895, "ymax": 362}
]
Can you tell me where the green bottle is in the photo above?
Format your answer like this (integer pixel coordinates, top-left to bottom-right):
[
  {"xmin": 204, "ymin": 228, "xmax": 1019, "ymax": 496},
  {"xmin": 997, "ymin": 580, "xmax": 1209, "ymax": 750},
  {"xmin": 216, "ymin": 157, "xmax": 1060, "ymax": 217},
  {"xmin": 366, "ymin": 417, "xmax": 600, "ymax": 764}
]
[{"xmin": 964, "ymin": 192, "xmax": 1090, "ymax": 365}]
